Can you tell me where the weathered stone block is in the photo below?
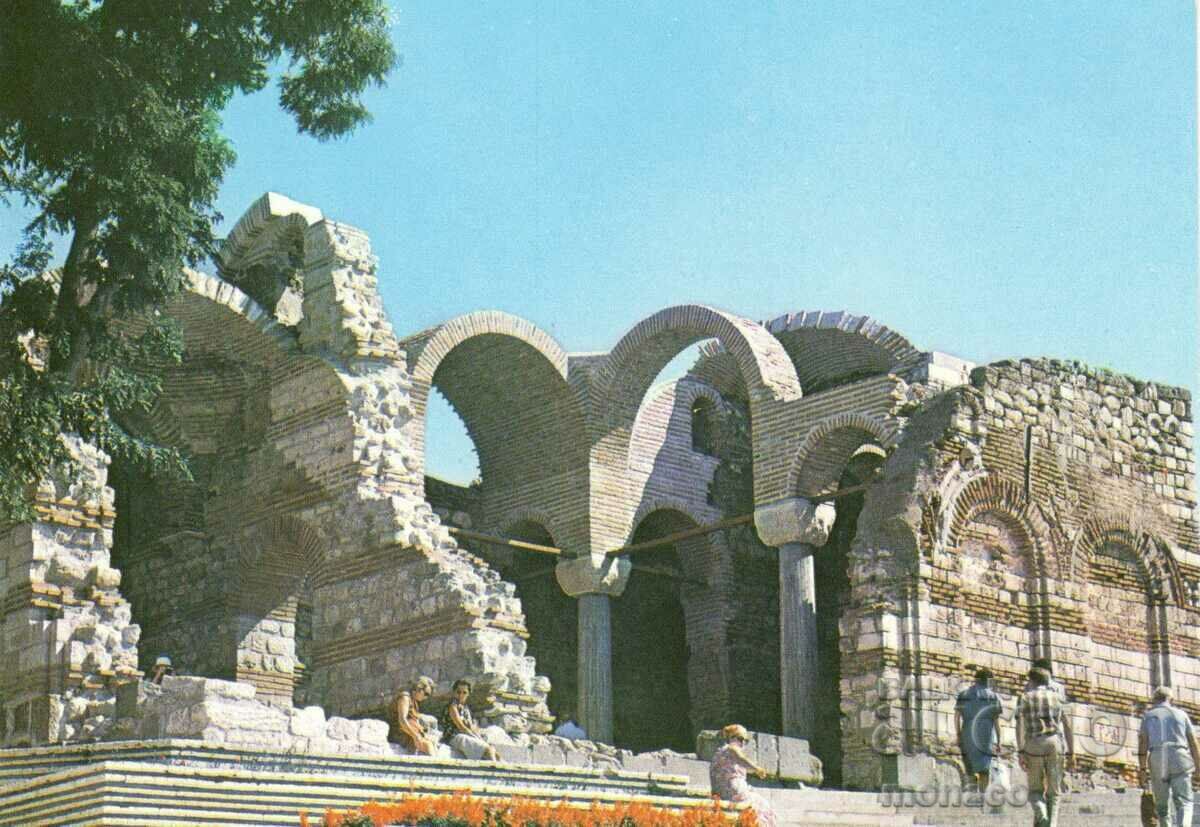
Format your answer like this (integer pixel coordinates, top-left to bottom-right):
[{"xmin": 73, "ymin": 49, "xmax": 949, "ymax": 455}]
[{"xmin": 777, "ymin": 736, "xmax": 821, "ymax": 786}]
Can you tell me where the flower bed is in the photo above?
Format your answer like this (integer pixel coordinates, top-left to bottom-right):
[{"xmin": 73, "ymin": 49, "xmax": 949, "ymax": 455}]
[{"xmin": 305, "ymin": 792, "xmax": 755, "ymax": 827}]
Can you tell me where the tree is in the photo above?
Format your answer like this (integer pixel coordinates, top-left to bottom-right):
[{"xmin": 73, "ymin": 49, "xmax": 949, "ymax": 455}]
[{"xmin": 0, "ymin": 0, "xmax": 397, "ymax": 518}]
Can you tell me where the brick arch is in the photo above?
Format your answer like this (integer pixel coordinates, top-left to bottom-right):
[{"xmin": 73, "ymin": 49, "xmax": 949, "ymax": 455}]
[
  {"xmin": 1074, "ymin": 517, "xmax": 1185, "ymax": 607},
  {"xmin": 591, "ymin": 305, "xmax": 801, "ymax": 518},
  {"xmin": 630, "ymin": 378, "xmax": 727, "ymax": 464},
  {"xmin": 943, "ymin": 476, "xmax": 1055, "ymax": 581},
  {"xmin": 238, "ymin": 515, "xmax": 329, "ymax": 590},
  {"xmin": 115, "ymin": 269, "xmax": 305, "ymax": 454},
  {"xmin": 405, "ymin": 310, "xmax": 585, "ymax": 481},
  {"xmin": 764, "ymin": 310, "xmax": 924, "ymax": 393},
  {"xmin": 597, "ymin": 305, "xmax": 801, "ymax": 413},
  {"xmin": 630, "ymin": 497, "xmax": 705, "ymax": 537},
  {"xmin": 499, "ymin": 510, "xmax": 565, "ymax": 546},
  {"xmin": 234, "ymin": 515, "xmax": 329, "ymax": 704},
  {"xmin": 408, "ymin": 311, "xmax": 569, "ymax": 387},
  {"xmin": 789, "ymin": 413, "xmax": 899, "ymax": 498}
]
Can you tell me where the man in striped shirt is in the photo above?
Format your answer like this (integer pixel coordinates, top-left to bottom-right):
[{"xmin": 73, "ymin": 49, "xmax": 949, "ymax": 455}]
[{"xmin": 1017, "ymin": 667, "xmax": 1075, "ymax": 827}]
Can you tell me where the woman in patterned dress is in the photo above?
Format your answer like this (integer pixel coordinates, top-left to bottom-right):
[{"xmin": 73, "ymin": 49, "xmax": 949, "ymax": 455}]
[{"xmin": 709, "ymin": 724, "xmax": 778, "ymax": 827}]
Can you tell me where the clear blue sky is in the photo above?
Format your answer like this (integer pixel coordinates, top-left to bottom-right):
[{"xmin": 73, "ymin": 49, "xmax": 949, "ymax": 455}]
[{"xmin": 4, "ymin": 3, "xmax": 1196, "ymax": 484}]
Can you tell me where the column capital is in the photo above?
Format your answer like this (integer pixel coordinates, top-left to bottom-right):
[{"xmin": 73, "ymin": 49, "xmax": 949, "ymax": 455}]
[
  {"xmin": 555, "ymin": 554, "xmax": 631, "ymax": 598},
  {"xmin": 754, "ymin": 497, "xmax": 837, "ymax": 549}
]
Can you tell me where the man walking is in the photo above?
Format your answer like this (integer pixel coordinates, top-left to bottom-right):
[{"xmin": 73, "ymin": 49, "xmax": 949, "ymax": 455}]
[
  {"xmin": 956, "ymin": 667, "xmax": 1003, "ymax": 792},
  {"xmin": 1017, "ymin": 667, "xmax": 1074, "ymax": 827},
  {"xmin": 1139, "ymin": 686, "xmax": 1200, "ymax": 827}
]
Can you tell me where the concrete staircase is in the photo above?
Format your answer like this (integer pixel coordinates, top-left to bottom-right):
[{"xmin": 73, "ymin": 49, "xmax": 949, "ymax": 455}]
[{"xmin": 0, "ymin": 740, "xmax": 717, "ymax": 826}]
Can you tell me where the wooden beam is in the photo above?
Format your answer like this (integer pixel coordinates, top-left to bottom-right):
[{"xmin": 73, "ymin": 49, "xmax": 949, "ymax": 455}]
[
  {"xmin": 604, "ymin": 473, "xmax": 881, "ymax": 557},
  {"xmin": 633, "ymin": 563, "xmax": 707, "ymax": 588},
  {"xmin": 447, "ymin": 528, "xmax": 562, "ymax": 557},
  {"xmin": 605, "ymin": 514, "xmax": 754, "ymax": 558},
  {"xmin": 449, "ymin": 473, "xmax": 879, "ymax": 562},
  {"xmin": 811, "ymin": 480, "xmax": 873, "ymax": 502}
]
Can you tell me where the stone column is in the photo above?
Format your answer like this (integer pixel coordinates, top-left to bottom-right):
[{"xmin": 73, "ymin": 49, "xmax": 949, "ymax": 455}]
[
  {"xmin": 556, "ymin": 554, "xmax": 631, "ymax": 744},
  {"xmin": 778, "ymin": 542, "xmax": 818, "ymax": 739},
  {"xmin": 754, "ymin": 497, "xmax": 836, "ymax": 740}
]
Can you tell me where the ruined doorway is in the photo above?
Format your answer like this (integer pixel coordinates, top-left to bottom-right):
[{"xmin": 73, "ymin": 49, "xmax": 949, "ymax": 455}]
[
  {"xmin": 813, "ymin": 452, "xmax": 882, "ymax": 788},
  {"xmin": 501, "ymin": 521, "xmax": 578, "ymax": 720},
  {"xmin": 612, "ymin": 509, "xmax": 694, "ymax": 753}
]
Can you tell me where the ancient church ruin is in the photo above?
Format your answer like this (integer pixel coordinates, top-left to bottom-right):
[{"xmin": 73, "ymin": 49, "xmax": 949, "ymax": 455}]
[{"xmin": 2, "ymin": 193, "xmax": 1197, "ymax": 794}]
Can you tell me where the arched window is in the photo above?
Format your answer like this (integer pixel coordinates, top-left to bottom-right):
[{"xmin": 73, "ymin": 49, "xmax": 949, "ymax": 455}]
[{"xmin": 691, "ymin": 397, "xmax": 715, "ymax": 455}]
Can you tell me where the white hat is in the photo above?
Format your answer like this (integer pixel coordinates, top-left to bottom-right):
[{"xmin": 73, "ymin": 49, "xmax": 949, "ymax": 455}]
[{"xmin": 154, "ymin": 656, "xmax": 172, "ymax": 668}]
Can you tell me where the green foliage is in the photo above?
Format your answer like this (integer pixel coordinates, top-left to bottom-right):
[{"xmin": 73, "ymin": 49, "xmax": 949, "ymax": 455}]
[{"xmin": 0, "ymin": 0, "xmax": 396, "ymax": 520}]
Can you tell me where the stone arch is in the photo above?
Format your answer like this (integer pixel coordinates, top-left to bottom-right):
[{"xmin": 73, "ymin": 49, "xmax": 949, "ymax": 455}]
[
  {"xmin": 110, "ymin": 270, "xmax": 337, "ymax": 690},
  {"xmin": 662, "ymin": 380, "xmax": 725, "ymax": 458},
  {"xmin": 789, "ymin": 413, "xmax": 899, "ymax": 499},
  {"xmin": 764, "ymin": 310, "xmax": 924, "ymax": 393}
]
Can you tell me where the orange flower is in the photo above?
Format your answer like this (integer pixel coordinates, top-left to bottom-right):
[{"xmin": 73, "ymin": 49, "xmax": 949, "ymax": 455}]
[{"xmin": 320, "ymin": 791, "xmax": 748, "ymax": 827}]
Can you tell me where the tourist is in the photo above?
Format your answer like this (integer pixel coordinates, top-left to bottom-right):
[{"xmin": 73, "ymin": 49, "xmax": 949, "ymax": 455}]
[
  {"xmin": 1026, "ymin": 657, "xmax": 1068, "ymax": 702},
  {"xmin": 709, "ymin": 724, "xmax": 777, "ymax": 827},
  {"xmin": 392, "ymin": 675, "xmax": 437, "ymax": 755},
  {"xmin": 149, "ymin": 655, "xmax": 174, "ymax": 685},
  {"xmin": 1138, "ymin": 686, "xmax": 1200, "ymax": 827},
  {"xmin": 955, "ymin": 667, "xmax": 1002, "ymax": 792},
  {"xmin": 553, "ymin": 707, "xmax": 587, "ymax": 741},
  {"xmin": 441, "ymin": 679, "xmax": 499, "ymax": 761},
  {"xmin": 1016, "ymin": 667, "xmax": 1074, "ymax": 827}
]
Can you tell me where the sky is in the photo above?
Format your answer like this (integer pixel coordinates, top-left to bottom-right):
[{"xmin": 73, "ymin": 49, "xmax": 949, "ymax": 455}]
[{"xmin": 3, "ymin": 3, "xmax": 1196, "ymax": 484}]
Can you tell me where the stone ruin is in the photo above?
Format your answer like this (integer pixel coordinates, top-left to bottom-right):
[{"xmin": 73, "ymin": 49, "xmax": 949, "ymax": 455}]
[{"xmin": 1, "ymin": 192, "xmax": 1197, "ymax": 795}]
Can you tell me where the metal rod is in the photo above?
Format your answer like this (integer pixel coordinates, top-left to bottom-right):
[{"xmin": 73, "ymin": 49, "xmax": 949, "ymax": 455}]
[{"xmin": 447, "ymin": 527, "xmax": 562, "ymax": 557}]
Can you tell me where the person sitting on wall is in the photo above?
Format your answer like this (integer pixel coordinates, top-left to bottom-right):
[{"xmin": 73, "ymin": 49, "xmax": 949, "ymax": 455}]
[
  {"xmin": 149, "ymin": 656, "xmax": 174, "ymax": 686},
  {"xmin": 553, "ymin": 706, "xmax": 587, "ymax": 741},
  {"xmin": 709, "ymin": 724, "xmax": 777, "ymax": 827},
  {"xmin": 391, "ymin": 675, "xmax": 438, "ymax": 756},
  {"xmin": 956, "ymin": 667, "xmax": 1002, "ymax": 792},
  {"xmin": 440, "ymin": 679, "xmax": 500, "ymax": 761}
]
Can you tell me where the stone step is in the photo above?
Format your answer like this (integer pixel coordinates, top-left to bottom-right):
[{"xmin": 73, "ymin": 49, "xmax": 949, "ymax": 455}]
[
  {"xmin": 0, "ymin": 760, "xmax": 725, "ymax": 827},
  {"xmin": 763, "ymin": 787, "xmax": 916, "ymax": 826},
  {"xmin": 0, "ymin": 740, "xmax": 725, "ymax": 826},
  {"xmin": 900, "ymin": 789, "xmax": 1200, "ymax": 826}
]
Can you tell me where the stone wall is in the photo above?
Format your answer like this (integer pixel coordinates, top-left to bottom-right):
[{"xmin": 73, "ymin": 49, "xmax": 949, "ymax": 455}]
[
  {"xmin": 4, "ymin": 191, "xmax": 1193, "ymax": 798},
  {"xmin": 839, "ymin": 358, "xmax": 1199, "ymax": 788},
  {"xmin": 0, "ymin": 438, "xmax": 140, "ymax": 746}
]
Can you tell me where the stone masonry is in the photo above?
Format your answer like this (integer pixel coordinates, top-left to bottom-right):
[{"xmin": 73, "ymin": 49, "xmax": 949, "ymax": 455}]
[{"xmin": 0, "ymin": 193, "xmax": 1194, "ymax": 796}]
